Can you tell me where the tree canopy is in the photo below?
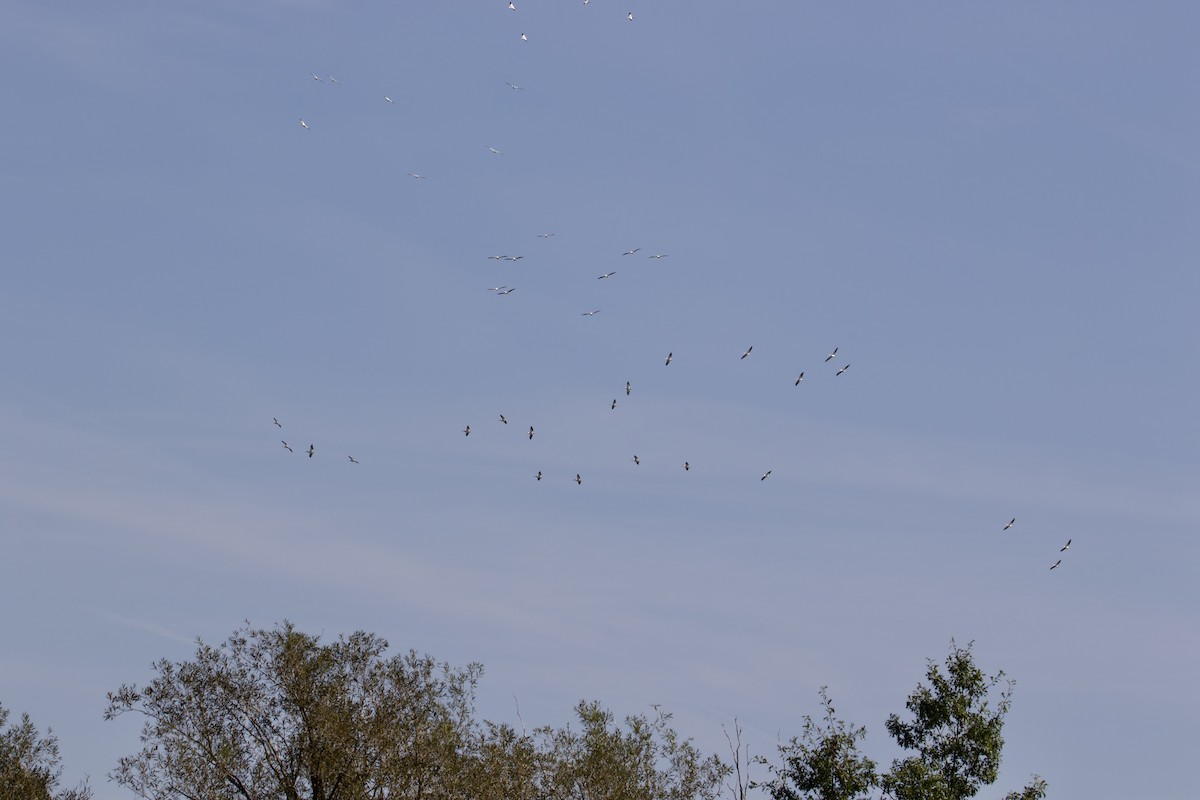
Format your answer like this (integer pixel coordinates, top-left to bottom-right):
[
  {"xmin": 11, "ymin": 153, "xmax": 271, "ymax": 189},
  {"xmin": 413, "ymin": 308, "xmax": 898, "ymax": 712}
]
[
  {"xmin": 104, "ymin": 622, "xmax": 726, "ymax": 800},
  {"xmin": 104, "ymin": 625, "xmax": 1046, "ymax": 800},
  {"xmin": 0, "ymin": 702, "xmax": 91, "ymax": 800},
  {"xmin": 760, "ymin": 642, "xmax": 1047, "ymax": 800}
]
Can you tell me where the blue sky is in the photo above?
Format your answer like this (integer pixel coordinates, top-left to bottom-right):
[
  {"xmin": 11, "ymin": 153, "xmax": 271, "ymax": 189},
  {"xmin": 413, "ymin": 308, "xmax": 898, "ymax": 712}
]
[{"xmin": 2, "ymin": 2, "xmax": 1197, "ymax": 798}]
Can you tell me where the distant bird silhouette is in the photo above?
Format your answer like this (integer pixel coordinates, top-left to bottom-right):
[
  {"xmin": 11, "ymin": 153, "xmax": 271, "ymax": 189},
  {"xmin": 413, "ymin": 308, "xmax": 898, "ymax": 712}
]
[
  {"xmin": 348, "ymin": 456, "xmax": 358, "ymax": 464},
  {"xmin": 506, "ymin": 82, "xmax": 524, "ymax": 90},
  {"xmin": 684, "ymin": 462, "xmax": 690, "ymax": 471},
  {"xmin": 282, "ymin": 441, "xmax": 293, "ymax": 453},
  {"xmin": 538, "ymin": 233, "xmax": 557, "ymax": 238},
  {"xmin": 825, "ymin": 347, "xmax": 838, "ymax": 362},
  {"xmin": 836, "ymin": 364, "xmax": 850, "ymax": 376},
  {"xmin": 648, "ymin": 253, "xmax": 669, "ymax": 259},
  {"xmin": 625, "ymin": 381, "xmax": 631, "ymax": 395},
  {"xmin": 575, "ymin": 474, "xmax": 582, "ymax": 485},
  {"xmin": 740, "ymin": 346, "xmax": 753, "ymax": 360},
  {"xmin": 500, "ymin": 414, "xmax": 508, "ymax": 424},
  {"xmin": 406, "ymin": 172, "xmax": 426, "ymax": 179},
  {"xmin": 622, "ymin": 248, "xmax": 640, "ymax": 256},
  {"xmin": 611, "ymin": 399, "xmax": 617, "ymax": 410},
  {"xmin": 307, "ymin": 444, "xmax": 315, "ymax": 458},
  {"xmin": 529, "ymin": 426, "xmax": 535, "ymax": 440},
  {"xmin": 274, "ymin": 418, "xmax": 282, "ymax": 428},
  {"xmin": 464, "ymin": 426, "xmax": 471, "ymax": 436},
  {"xmin": 1003, "ymin": 518, "xmax": 1015, "ymax": 531},
  {"xmin": 520, "ymin": 33, "xmax": 528, "ymax": 41},
  {"xmin": 536, "ymin": 471, "xmax": 543, "ymax": 481},
  {"xmin": 795, "ymin": 373, "xmax": 804, "ymax": 385},
  {"xmin": 384, "ymin": 96, "xmax": 394, "ymax": 103},
  {"xmin": 633, "ymin": 455, "xmax": 640, "ymax": 465},
  {"xmin": 628, "ymin": 11, "xmax": 635, "ymax": 21},
  {"xmin": 311, "ymin": 73, "xmax": 323, "ymax": 82},
  {"xmin": 582, "ymin": 309, "xmax": 601, "ymax": 316},
  {"xmin": 299, "ymin": 119, "xmax": 309, "ymax": 129},
  {"xmin": 1050, "ymin": 559, "xmax": 1062, "ymax": 570},
  {"xmin": 598, "ymin": 271, "xmax": 616, "ymax": 279},
  {"xmin": 1060, "ymin": 539, "xmax": 1072, "ymax": 552},
  {"xmin": 665, "ymin": 352, "xmax": 673, "ymax": 365},
  {"xmin": 761, "ymin": 470, "xmax": 772, "ymax": 481},
  {"xmin": 489, "ymin": 147, "xmax": 503, "ymax": 155}
]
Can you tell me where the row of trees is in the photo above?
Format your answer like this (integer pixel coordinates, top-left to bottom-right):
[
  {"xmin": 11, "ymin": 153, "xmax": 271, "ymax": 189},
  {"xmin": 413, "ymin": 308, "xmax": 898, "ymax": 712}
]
[{"xmin": 5, "ymin": 623, "xmax": 1046, "ymax": 799}]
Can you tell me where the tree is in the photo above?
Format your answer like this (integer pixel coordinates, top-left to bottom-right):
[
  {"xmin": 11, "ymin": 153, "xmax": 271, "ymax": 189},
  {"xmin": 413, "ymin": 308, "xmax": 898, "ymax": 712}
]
[
  {"xmin": 0, "ymin": 702, "xmax": 91, "ymax": 800},
  {"xmin": 882, "ymin": 641, "xmax": 1046, "ymax": 800},
  {"xmin": 105, "ymin": 621, "xmax": 482, "ymax": 800},
  {"xmin": 105, "ymin": 622, "xmax": 729, "ymax": 800},
  {"xmin": 759, "ymin": 688, "xmax": 877, "ymax": 800},
  {"xmin": 762, "ymin": 643, "xmax": 1046, "ymax": 800},
  {"xmin": 532, "ymin": 701, "xmax": 727, "ymax": 800}
]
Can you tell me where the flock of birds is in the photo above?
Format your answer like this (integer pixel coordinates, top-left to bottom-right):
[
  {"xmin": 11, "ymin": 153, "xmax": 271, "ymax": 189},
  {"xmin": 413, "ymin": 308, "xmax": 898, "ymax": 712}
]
[{"xmin": 283, "ymin": 2, "xmax": 1074, "ymax": 574}]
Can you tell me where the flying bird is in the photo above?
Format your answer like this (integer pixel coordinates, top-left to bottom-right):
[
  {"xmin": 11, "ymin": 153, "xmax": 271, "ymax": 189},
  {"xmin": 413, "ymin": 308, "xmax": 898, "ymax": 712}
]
[
  {"xmin": 506, "ymin": 82, "xmax": 524, "ymax": 90},
  {"xmin": 508, "ymin": 2, "xmax": 516, "ymax": 9},
  {"xmin": 648, "ymin": 253, "xmax": 669, "ymax": 259},
  {"xmin": 299, "ymin": 118, "xmax": 309, "ymax": 129},
  {"xmin": 1060, "ymin": 539, "xmax": 1072, "ymax": 552},
  {"xmin": 582, "ymin": 309, "xmax": 601, "ymax": 316},
  {"xmin": 406, "ymin": 172, "xmax": 426, "ymax": 179},
  {"xmin": 348, "ymin": 456, "xmax": 358, "ymax": 464},
  {"xmin": 307, "ymin": 444, "xmax": 315, "ymax": 458},
  {"xmin": 575, "ymin": 474, "xmax": 582, "ymax": 485},
  {"xmin": 740, "ymin": 346, "xmax": 753, "ymax": 359},
  {"xmin": 504, "ymin": 255, "xmax": 524, "ymax": 261},
  {"xmin": 836, "ymin": 364, "xmax": 851, "ymax": 376},
  {"xmin": 825, "ymin": 347, "xmax": 838, "ymax": 362},
  {"xmin": 520, "ymin": 33, "xmax": 528, "ymax": 41},
  {"xmin": 622, "ymin": 248, "xmax": 640, "ymax": 256},
  {"xmin": 1050, "ymin": 559, "xmax": 1062, "ymax": 570},
  {"xmin": 282, "ymin": 441, "xmax": 293, "ymax": 453},
  {"xmin": 499, "ymin": 414, "xmax": 508, "ymax": 424},
  {"xmin": 795, "ymin": 373, "xmax": 804, "ymax": 385},
  {"xmin": 464, "ymin": 426, "xmax": 471, "ymax": 436},
  {"xmin": 489, "ymin": 147, "xmax": 503, "ymax": 155},
  {"xmin": 538, "ymin": 233, "xmax": 557, "ymax": 238},
  {"xmin": 633, "ymin": 455, "xmax": 640, "ymax": 465},
  {"xmin": 497, "ymin": 287, "xmax": 516, "ymax": 295},
  {"xmin": 327, "ymin": 75, "xmax": 340, "ymax": 85},
  {"xmin": 610, "ymin": 399, "xmax": 617, "ymax": 410},
  {"xmin": 665, "ymin": 352, "xmax": 673, "ymax": 365},
  {"xmin": 598, "ymin": 272, "xmax": 616, "ymax": 279},
  {"xmin": 1003, "ymin": 518, "xmax": 1015, "ymax": 530},
  {"xmin": 684, "ymin": 462, "xmax": 690, "ymax": 471},
  {"xmin": 529, "ymin": 426, "xmax": 535, "ymax": 440},
  {"xmin": 625, "ymin": 381, "xmax": 631, "ymax": 395},
  {"xmin": 761, "ymin": 470, "xmax": 772, "ymax": 481},
  {"xmin": 536, "ymin": 471, "xmax": 543, "ymax": 481},
  {"xmin": 273, "ymin": 417, "xmax": 282, "ymax": 428},
  {"xmin": 311, "ymin": 73, "xmax": 323, "ymax": 82},
  {"xmin": 486, "ymin": 286, "xmax": 508, "ymax": 292},
  {"xmin": 384, "ymin": 96, "xmax": 393, "ymax": 103},
  {"xmin": 628, "ymin": 11, "xmax": 634, "ymax": 21},
  {"xmin": 488, "ymin": 255, "xmax": 507, "ymax": 260}
]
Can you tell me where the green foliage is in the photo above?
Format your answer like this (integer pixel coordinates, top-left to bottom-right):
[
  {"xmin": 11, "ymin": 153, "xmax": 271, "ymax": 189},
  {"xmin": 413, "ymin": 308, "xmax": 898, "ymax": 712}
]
[
  {"xmin": 105, "ymin": 622, "xmax": 727, "ymax": 800},
  {"xmin": 882, "ymin": 641, "xmax": 1024, "ymax": 800},
  {"xmin": 762, "ymin": 643, "xmax": 1047, "ymax": 800},
  {"xmin": 105, "ymin": 621, "xmax": 482, "ymax": 800},
  {"xmin": 532, "ymin": 701, "xmax": 727, "ymax": 800},
  {"xmin": 761, "ymin": 688, "xmax": 877, "ymax": 800},
  {"xmin": 0, "ymin": 702, "xmax": 91, "ymax": 800}
]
